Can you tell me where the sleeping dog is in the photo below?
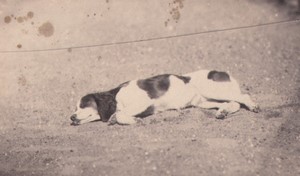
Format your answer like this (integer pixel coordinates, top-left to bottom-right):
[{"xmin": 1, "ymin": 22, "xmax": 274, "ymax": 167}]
[{"xmin": 70, "ymin": 70, "xmax": 259, "ymax": 125}]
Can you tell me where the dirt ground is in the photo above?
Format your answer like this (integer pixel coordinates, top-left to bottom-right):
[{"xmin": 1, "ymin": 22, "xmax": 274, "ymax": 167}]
[{"xmin": 0, "ymin": 0, "xmax": 300, "ymax": 176}]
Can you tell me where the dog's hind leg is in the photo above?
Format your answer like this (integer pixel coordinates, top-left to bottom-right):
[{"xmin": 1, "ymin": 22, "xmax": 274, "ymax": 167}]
[
  {"xmin": 233, "ymin": 94, "xmax": 260, "ymax": 113},
  {"xmin": 198, "ymin": 101, "xmax": 240, "ymax": 119},
  {"xmin": 215, "ymin": 101, "xmax": 240, "ymax": 119}
]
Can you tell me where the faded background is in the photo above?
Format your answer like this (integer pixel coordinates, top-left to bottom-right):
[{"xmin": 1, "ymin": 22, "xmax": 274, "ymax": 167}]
[{"xmin": 0, "ymin": 0, "xmax": 300, "ymax": 176}]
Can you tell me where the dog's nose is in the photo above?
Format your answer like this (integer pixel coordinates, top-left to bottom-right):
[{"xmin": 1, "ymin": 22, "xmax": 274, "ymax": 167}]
[{"xmin": 70, "ymin": 114, "xmax": 77, "ymax": 121}]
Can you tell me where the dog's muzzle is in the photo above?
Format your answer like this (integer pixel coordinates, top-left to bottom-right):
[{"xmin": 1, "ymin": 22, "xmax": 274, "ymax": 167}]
[{"xmin": 70, "ymin": 114, "xmax": 80, "ymax": 126}]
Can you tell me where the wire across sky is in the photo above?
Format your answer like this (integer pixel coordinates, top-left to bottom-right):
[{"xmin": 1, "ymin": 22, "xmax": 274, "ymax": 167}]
[{"xmin": 0, "ymin": 18, "xmax": 299, "ymax": 54}]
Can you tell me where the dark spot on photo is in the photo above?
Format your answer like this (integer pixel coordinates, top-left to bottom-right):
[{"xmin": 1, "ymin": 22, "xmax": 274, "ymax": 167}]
[
  {"xmin": 18, "ymin": 74, "xmax": 27, "ymax": 86},
  {"xmin": 165, "ymin": 21, "xmax": 168, "ymax": 27},
  {"xmin": 27, "ymin": 11, "xmax": 34, "ymax": 18},
  {"xmin": 4, "ymin": 16, "xmax": 11, "ymax": 23},
  {"xmin": 38, "ymin": 22, "xmax": 54, "ymax": 37},
  {"xmin": 17, "ymin": 17, "xmax": 24, "ymax": 23},
  {"xmin": 171, "ymin": 9, "xmax": 180, "ymax": 20},
  {"xmin": 17, "ymin": 44, "xmax": 22, "ymax": 48}
]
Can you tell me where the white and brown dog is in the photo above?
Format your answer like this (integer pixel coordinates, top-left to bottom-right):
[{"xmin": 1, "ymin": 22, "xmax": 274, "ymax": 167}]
[{"xmin": 70, "ymin": 70, "xmax": 259, "ymax": 126}]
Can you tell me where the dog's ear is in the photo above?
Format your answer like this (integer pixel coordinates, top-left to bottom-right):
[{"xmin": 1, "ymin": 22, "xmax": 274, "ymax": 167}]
[
  {"xmin": 94, "ymin": 94, "xmax": 117, "ymax": 122},
  {"xmin": 80, "ymin": 94, "xmax": 97, "ymax": 109}
]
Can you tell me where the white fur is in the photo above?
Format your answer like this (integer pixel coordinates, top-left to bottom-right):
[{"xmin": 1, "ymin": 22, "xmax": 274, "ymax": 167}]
[
  {"xmin": 110, "ymin": 70, "xmax": 259, "ymax": 125},
  {"xmin": 111, "ymin": 80, "xmax": 152, "ymax": 124},
  {"xmin": 74, "ymin": 101, "xmax": 100, "ymax": 125}
]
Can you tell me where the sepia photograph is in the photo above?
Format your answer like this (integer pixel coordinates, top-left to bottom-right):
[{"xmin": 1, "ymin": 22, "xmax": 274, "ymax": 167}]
[{"xmin": 0, "ymin": 0, "xmax": 300, "ymax": 175}]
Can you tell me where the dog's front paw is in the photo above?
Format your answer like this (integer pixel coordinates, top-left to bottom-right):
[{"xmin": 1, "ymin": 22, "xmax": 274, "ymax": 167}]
[
  {"xmin": 121, "ymin": 117, "xmax": 137, "ymax": 125},
  {"xmin": 108, "ymin": 114, "xmax": 137, "ymax": 125},
  {"xmin": 250, "ymin": 105, "xmax": 260, "ymax": 113},
  {"xmin": 216, "ymin": 109, "xmax": 228, "ymax": 119},
  {"xmin": 108, "ymin": 114, "xmax": 118, "ymax": 125}
]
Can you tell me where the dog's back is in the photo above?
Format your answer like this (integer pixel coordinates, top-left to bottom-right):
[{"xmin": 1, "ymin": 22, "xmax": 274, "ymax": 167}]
[{"xmin": 185, "ymin": 70, "xmax": 241, "ymax": 101}]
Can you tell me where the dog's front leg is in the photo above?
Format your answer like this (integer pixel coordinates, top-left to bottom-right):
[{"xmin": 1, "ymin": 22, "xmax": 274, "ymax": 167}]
[
  {"xmin": 108, "ymin": 112, "xmax": 137, "ymax": 125},
  {"xmin": 198, "ymin": 101, "xmax": 240, "ymax": 119}
]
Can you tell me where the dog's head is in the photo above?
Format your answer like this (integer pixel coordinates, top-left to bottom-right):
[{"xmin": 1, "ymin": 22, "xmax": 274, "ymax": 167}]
[
  {"xmin": 70, "ymin": 92, "xmax": 118, "ymax": 126},
  {"xmin": 70, "ymin": 94, "xmax": 101, "ymax": 126}
]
